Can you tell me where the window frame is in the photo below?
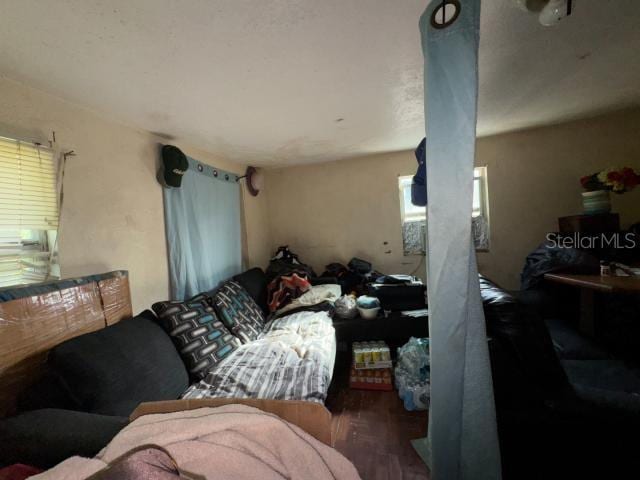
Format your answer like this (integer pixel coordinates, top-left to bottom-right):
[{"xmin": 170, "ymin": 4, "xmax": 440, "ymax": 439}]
[
  {"xmin": 0, "ymin": 134, "xmax": 60, "ymax": 287},
  {"xmin": 399, "ymin": 166, "xmax": 490, "ymax": 253},
  {"xmin": 398, "ymin": 176, "xmax": 427, "ymax": 223},
  {"xmin": 472, "ymin": 166, "xmax": 489, "ymax": 219},
  {"xmin": 398, "ymin": 166, "xmax": 488, "ymax": 222}
]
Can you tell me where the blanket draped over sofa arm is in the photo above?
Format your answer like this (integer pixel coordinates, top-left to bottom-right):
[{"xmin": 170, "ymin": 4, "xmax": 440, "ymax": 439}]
[{"xmin": 33, "ymin": 405, "xmax": 360, "ymax": 480}]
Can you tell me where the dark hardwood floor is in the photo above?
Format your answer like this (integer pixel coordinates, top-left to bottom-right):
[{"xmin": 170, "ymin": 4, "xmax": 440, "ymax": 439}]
[{"xmin": 326, "ymin": 362, "xmax": 430, "ymax": 480}]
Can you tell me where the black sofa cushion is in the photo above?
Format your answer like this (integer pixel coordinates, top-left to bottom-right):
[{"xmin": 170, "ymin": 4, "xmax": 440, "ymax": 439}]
[
  {"xmin": 211, "ymin": 281, "xmax": 265, "ymax": 344},
  {"xmin": 152, "ymin": 300, "xmax": 240, "ymax": 380},
  {"xmin": 47, "ymin": 310, "xmax": 188, "ymax": 417},
  {"xmin": 545, "ymin": 318, "xmax": 609, "ymax": 360},
  {"xmin": 0, "ymin": 409, "xmax": 127, "ymax": 469},
  {"xmin": 480, "ymin": 275, "xmax": 573, "ymax": 406},
  {"xmin": 481, "ymin": 275, "xmax": 640, "ymax": 477},
  {"xmin": 233, "ymin": 267, "xmax": 268, "ymax": 314},
  {"xmin": 17, "ymin": 368, "xmax": 80, "ymax": 413},
  {"xmin": 562, "ymin": 359, "xmax": 640, "ymax": 395}
]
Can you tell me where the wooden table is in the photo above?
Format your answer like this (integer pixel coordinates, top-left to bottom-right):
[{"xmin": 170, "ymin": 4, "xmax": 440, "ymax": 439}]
[{"xmin": 544, "ymin": 273, "xmax": 640, "ymax": 336}]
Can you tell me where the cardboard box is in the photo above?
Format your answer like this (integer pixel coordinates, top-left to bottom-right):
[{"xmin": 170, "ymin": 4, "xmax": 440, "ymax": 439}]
[
  {"xmin": 353, "ymin": 360, "xmax": 393, "ymax": 370},
  {"xmin": 349, "ymin": 381, "xmax": 394, "ymax": 391},
  {"xmin": 0, "ymin": 271, "xmax": 133, "ymax": 417},
  {"xmin": 349, "ymin": 368, "xmax": 394, "ymax": 391},
  {"xmin": 130, "ymin": 398, "xmax": 333, "ymax": 446}
]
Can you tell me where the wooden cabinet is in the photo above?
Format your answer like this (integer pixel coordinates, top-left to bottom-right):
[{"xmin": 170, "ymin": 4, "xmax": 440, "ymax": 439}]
[{"xmin": 558, "ymin": 213, "xmax": 620, "ymax": 233}]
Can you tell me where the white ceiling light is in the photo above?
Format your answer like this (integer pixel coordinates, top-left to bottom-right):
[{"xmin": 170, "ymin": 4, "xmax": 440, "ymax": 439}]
[
  {"xmin": 539, "ymin": 0, "xmax": 572, "ymax": 26},
  {"xmin": 514, "ymin": 0, "xmax": 573, "ymax": 27}
]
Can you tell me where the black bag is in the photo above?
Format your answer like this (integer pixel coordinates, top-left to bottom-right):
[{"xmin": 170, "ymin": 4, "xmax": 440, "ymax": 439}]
[
  {"xmin": 520, "ymin": 241, "xmax": 599, "ymax": 290},
  {"xmin": 368, "ymin": 281, "xmax": 426, "ymax": 311},
  {"xmin": 266, "ymin": 246, "xmax": 316, "ymax": 281},
  {"xmin": 322, "ymin": 263, "xmax": 362, "ymax": 295},
  {"xmin": 347, "ymin": 257, "xmax": 372, "ymax": 274}
]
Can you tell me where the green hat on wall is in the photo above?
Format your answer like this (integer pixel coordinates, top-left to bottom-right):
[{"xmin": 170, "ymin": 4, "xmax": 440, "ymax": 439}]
[{"xmin": 160, "ymin": 145, "xmax": 189, "ymax": 188}]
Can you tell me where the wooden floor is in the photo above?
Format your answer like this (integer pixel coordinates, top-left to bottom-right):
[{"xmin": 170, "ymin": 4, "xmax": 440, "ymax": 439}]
[{"xmin": 326, "ymin": 374, "xmax": 430, "ymax": 480}]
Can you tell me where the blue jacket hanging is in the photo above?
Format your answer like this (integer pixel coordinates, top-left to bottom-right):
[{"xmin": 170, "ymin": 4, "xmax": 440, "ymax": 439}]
[{"xmin": 411, "ymin": 137, "xmax": 427, "ymax": 206}]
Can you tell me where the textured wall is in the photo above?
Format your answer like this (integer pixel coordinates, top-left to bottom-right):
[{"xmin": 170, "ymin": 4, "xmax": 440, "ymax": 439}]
[
  {"xmin": 0, "ymin": 76, "xmax": 269, "ymax": 312},
  {"xmin": 3, "ymin": 71, "xmax": 638, "ymax": 297},
  {"xmin": 265, "ymin": 108, "xmax": 640, "ymax": 289},
  {"xmin": 475, "ymin": 108, "xmax": 640, "ymax": 288},
  {"xmin": 265, "ymin": 150, "xmax": 424, "ymax": 279}
]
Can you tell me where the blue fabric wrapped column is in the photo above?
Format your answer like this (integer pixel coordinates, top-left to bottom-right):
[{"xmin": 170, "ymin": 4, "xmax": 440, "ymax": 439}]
[{"xmin": 419, "ymin": 1, "xmax": 502, "ymax": 479}]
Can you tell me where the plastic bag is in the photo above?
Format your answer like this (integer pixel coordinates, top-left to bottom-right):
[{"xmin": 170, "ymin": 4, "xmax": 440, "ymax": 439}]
[
  {"xmin": 397, "ymin": 337, "xmax": 430, "ymax": 381},
  {"xmin": 395, "ymin": 337, "xmax": 430, "ymax": 411},
  {"xmin": 397, "ymin": 379, "xmax": 430, "ymax": 411},
  {"xmin": 335, "ymin": 294, "xmax": 358, "ymax": 319}
]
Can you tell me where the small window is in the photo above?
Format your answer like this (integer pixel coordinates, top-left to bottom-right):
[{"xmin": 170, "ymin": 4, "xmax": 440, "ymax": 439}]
[
  {"xmin": 399, "ymin": 176, "xmax": 427, "ymax": 223},
  {"xmin": 399, "ymin": 166, "xmax": 490, "ymax": 254},
  {"xmin": 472, "ymin": 166, "xmax": 488, "ymax": 218},
  {"xmin": 0, "ymin": 136, "xmax": 60, "ymax": 287}
]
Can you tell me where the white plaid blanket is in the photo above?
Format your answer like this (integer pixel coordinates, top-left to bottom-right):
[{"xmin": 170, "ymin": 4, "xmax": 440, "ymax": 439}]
[{"xmin": 181, "ymin": 310, "xmax": 336, "ymax": 403}]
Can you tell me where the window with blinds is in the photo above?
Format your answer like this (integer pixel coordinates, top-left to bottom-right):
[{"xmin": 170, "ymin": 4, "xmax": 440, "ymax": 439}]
[
  {"xmin": 399, "ymin": 167, "xmax": 490, "ymax": 253},
  {"xmin": 0, "ymin": 136, "xmax": 60, "ymax": 287}
]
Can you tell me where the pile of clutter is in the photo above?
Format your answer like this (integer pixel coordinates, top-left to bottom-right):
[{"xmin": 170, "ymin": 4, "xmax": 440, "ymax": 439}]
[
  {"xmin": 322, "ymin": 257, "xmax": 384, "ymax": 296},
  {"xmin": 335, "ymin": 294, "xmax": 381, "ymax": 319},
  {"xmin": 266, "ymin": 247, "xmax": 389, "ymax": 318},
  {"xmin": 264, "ymin": 246, "xmax": 320, "ymax": 313},
  {"xmin": 395, "ymin": 337, "xmax": 431, "ymax": 411},
  {"xmin": 265, "ymin": 247, "xmax": 425, "ymax": 318}
]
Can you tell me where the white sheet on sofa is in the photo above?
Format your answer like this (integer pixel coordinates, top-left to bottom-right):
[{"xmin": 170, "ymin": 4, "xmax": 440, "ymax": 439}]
[{"xmin": 181, "ymin": 310, "xmax": 336, "ymax": 403}]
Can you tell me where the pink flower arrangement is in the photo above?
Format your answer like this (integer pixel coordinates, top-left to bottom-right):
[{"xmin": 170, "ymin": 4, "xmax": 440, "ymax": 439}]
[{"xmin": 580, "ymin": 167, "xmax": 640, "ymax": 194}]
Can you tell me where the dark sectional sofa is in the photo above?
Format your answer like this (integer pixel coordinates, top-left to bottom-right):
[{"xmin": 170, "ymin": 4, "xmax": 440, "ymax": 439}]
[
  {"xmin": 1, "ymin": 309, "xmax": 187, "ymax": 468},
  {"xmin": 0, "ymin": 267, "xmax": 276, "ymax": 469},
  {"xmin": 481, "ymin": 276, "xmax": 640, "ymax": 479},
  {"xmin": 7, "ymin": 268, "xmax": 638, "ymax": 475}
]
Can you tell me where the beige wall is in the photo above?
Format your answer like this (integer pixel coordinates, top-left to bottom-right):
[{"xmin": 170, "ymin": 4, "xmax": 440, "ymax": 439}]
[
  {"xmin": 3, "ymin": 71, "xmax": 637, "ymax": 303},
  {"xmin": 265, "ymin": 108, "xmax": 640, "ymax": 289},
  {"xmin": 0, "ymin": 76, "xmax": 268, "ymax": 312},
  {"xmin": 266, "ymin": 151, "xmax": 423, "ymax": 279},
  {"xmin": 476, "ymin": 108, "xmax": 640, "ymax": 288},
  {"xmin": 241, "ymin": 184, "xmax": 271, "ymax": 271}
]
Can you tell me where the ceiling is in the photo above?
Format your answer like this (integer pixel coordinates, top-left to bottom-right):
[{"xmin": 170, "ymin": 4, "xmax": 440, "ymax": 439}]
[{"xmin": 1, "ymin": 0, "xmax": 639, "ymax": 167}]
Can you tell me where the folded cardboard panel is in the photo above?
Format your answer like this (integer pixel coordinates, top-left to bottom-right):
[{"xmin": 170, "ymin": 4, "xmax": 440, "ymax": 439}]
[
  {"xmin": 130, "ymin": 399, "xmax": 333, "ymax": 445},
  {"xmin": 0, "ymin": 283, "xmax": 107, "ymax": 416},
  {"xmin": 98, "ymin": 273, "xmax": 133, "ymax": 325}
]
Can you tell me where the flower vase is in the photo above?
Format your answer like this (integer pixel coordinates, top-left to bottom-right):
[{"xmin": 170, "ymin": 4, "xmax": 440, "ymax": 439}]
[{"xmin": 582, "ymin": 190, "xmax": 611, "ymax": 215}]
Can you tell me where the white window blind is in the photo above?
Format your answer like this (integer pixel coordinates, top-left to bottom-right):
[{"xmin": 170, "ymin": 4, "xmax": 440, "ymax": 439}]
[{"xmin": 0, "ymin": 136, "xmax": 59, "ymax": 287}]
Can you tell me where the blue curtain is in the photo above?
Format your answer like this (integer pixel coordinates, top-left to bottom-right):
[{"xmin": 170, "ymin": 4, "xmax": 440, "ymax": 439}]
[
  {"xmin": 163, "ymin": 157, "xmax": 242, "ymax": 300},
  {"xmin": 419, "ymin": 1, "xmax": 502, "ymax": 479}
]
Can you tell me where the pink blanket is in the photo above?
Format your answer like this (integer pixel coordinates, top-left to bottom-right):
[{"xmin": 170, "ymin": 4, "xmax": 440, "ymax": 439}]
[{"xmin": 31, "ymin": 405, "xmax": 361, "ymax": 480}]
